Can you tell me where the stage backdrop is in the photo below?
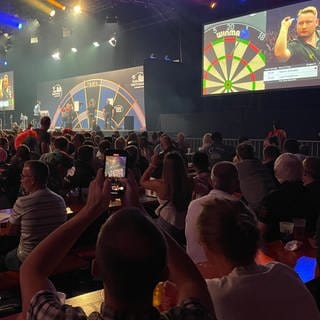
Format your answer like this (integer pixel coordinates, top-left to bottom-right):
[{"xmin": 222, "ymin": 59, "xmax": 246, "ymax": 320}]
[{"xmin": 37, "ymin": 66, "xmax": 145, "ymax": 131}]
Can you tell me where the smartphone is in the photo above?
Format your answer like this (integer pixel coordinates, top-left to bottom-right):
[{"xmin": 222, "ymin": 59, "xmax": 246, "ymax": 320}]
[{"xmin": 104, "ymin": 150, "xmax": 128, "ymax": 178}]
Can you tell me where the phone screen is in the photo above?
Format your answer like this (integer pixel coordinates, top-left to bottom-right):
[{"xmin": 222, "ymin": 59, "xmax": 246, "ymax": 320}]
[{"xmin": 104, "ymin": 154, "xmax": 127, "ymax": 178}]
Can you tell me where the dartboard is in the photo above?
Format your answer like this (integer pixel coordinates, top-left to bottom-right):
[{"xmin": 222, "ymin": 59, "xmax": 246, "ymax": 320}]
[
  {"xmin": 203, "ymin": 22, "xmax": 266, "ymax": 94},
  {"xmin": 51, "ymin": 79, "xmax": 146, "ymax": 130}
]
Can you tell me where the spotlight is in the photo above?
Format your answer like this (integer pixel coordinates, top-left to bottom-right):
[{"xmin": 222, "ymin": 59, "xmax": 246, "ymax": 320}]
[
  {"xmin": 93, "ymin": 41, "xmax": 100, "ymax": 47},
  {"xmin": 49, "ymin": 9, "xmax": 56, "ymax": 17},
  {"xmin": 73, "ymin": 5, "xmax": 82, "ymax": 14},
  {"xmin": 108, "ymin": 36, "xmax": 117, "ymax": 47},
  {"xmin": 149, "ymin": 53, "xmax": 157, "ymax": 59},
  {"xmin": 164, "ymin": 55, "xmax": 171, "ymax": 62},
  {"xmin": 30, "ymin": 36, "xmax": 39, "ymax": 44},
  {"xmin": 0, "ymin": 12, "xmax": 26, "ymax": 29},
  {"xmin": 71, "ymin": 47, "xmax": 77, "ymax": 53},
  {"xmin": 4, "ymin": 61, "xmax": 7, "ymax": 66},
  {"xmin": 209, "ymin": 2, "xmax": 217, "ymax": 9},
  {"xmin": 33, "ymin": 19, "xmax": 40, "ymax": 27},
  {"xmin": 51, "ymin": 51, "xmax": 60, "ymax": 60}
]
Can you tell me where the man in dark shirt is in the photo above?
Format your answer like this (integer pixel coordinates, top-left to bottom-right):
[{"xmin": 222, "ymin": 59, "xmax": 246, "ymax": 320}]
[
  {"xmin": 103, "ymin": 99, "xmax": 115, "ymax": 130},
  {"xmin": 274, "ymin": 6, "xmax": 320, "ymax": 64},
  {"xmin": 87, "ymin": 98, "xmax": 97, "ymax": 130},
  {"xmin": 259, "ymin": 153, "xmax": 318, "ymax": 241},
  {"xmin": 35, "ymin": 116, "xmax": 51, "ymax": 155}
]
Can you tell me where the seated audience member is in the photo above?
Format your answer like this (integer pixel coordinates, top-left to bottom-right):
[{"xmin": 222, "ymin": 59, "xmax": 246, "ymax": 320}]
[
  {"xmin": 283, "ymin": 139, "xmax": 306, "ymax": 161},
  {"xmin": 152, "ymin": 134, "xmax": 178, "ymax": 179},
  {"xmin": 263, "ymin": 145, "xmax": 281, "ymax": 184},
  {"xmin": 259, "ymin": 153, "xmax": 318, "ymax": 241},
  {"xmin": 96, "ymin": 139, "xmax": 111, "ymax": 161},
  {"xmin": 71, "ymin": 133, "xmax": 85, "ymax": 156},
  {"xmin": 186, "ymin": 162, "xmax": 241, "ymax": 264},
  {"xmin": 20, "ymin": 169, "xmax": 214, "ymax": 320},
  {"xmin": 40, "ymin": 136, "xmax": 69, "ymax": 162},
  {"xmin": 0, "ymin": 137, "xmax": 8, "ymax": 164},
  {"xmin": 66, "ymin": 145, "xmax": 96, "ymax": 189},
  {"xmin": 236, "ymin": 142, "xmax": 276, "ymax": 211},
  {"xmin": 176, "ymin": 132, "xmax": 189, "ymax": 155},
  {"xmin": 303, "ymin": 157, "xmax": 320, "ymax": 215},
  {"xmin": 191, "ymin": 151, "xmax": 212, "ymax": 199},
  {"xmin": 141, "ymin": 151, "xmax": 192, "ymax": 245},
  {"xmin": 197, "ymin": 198, "xmax": 320, "ymax": 320},
  {"xmin": 1, "ymin": 160, "xmax": 66, "ymax": 270},
  {"xmin": 114, "ymin": 136, "xmax": 126, "ymax": 150},
  {"xmin": 2, "ymin": 145, "xmax": 31, "ymax": 205},
  {"xmin": 199, "ymin": 133, "xmax": 213, "ymax": 153},
  {"xmin": 206, "ymin": 132, "xmax": 234, "ymax": 166}
]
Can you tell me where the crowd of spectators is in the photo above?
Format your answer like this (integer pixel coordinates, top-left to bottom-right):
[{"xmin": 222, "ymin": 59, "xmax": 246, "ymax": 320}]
[{"xmin": 0, "ymin": 118, "xmax": 320, "ymax": 319}]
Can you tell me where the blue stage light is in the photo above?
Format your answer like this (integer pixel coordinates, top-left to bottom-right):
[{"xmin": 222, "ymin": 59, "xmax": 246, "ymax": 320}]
[{"xmin": 0, "ymin": 11, "xmax": 26, "ymax": 30}]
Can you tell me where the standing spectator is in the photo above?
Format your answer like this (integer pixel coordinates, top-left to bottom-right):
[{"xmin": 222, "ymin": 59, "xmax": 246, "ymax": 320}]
[{"xmin": 266, "ymin": 120, "xmax": 287, "ymax": 149}]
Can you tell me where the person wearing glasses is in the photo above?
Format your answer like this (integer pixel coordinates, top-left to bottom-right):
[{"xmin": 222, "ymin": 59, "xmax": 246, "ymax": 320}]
[{"xmin": 0, "ymin": 160, "xmax": 66, "ymax": 271}]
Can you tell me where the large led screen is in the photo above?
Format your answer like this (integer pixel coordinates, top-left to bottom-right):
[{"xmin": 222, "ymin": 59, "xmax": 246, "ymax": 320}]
[
  {"xmin": 37, "ymin": 66, "xmax": 145, "ymax": 130},
  {"xmin": 0, "ymin": 71, "xmax": 14, "ymax": 110},
  {"xmin": 203, "ymin": 0, "xmax": 320, "ymax": 95}
]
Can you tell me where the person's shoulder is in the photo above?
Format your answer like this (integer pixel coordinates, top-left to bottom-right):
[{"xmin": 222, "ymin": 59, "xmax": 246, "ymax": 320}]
[{"xmin": 28, "ymin": 290, "xmax": 88, "ymax": 320}]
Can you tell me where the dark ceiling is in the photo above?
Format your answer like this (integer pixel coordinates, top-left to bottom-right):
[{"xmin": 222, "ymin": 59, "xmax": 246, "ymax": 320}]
[{"xmin": 0, "ymin": 0, "xmax": 311, "ymax": 29}]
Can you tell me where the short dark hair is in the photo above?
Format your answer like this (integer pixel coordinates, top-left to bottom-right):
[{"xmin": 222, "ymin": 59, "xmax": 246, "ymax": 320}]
[
  {"xmin": 211, "ymin": 161, "xmax": 238, "ymax": 192},
  {"xmin": 236, "ymin": 142, "xmax": 255, "ymax": 160},
  {"xmin": 212, "ymin": 131, "xmax": 222, "ymax": 143},
  {"xmin": 40, "ymin": 116, "xmax": 51, "ymax": 129},
  {"xmin": 303, "ymin": 157, "xmax": 320, "ymax": 180},
  {"xmin": 54, "ymin": 136, "xmax": 69, "ymax": 151},
  {"xmin": 198, "ymin": 198, "xmax": 259, "ymax": 266},
  {"xmin": 25, "ymin": 160, "xmax": 49, "ymax": 186},
  {"xmin": 263, "ymin": 145, "xmax": 280, "ymax": 160},
  {"xmin": 192, "ymin": 152, "xmax": 209, "ymax": 172},
  {"xmin": 96, "ymin": 208, "xmax": 167, "ymax": 303},
  {"xmin": 283, "ymin": 139, "xmax": 299, "ymax": 154},
  {"xmin": 77, "ymin": 145, "xmax": 94, "ymax": 163}
]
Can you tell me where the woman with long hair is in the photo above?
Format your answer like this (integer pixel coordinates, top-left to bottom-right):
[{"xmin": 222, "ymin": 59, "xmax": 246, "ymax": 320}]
[{"xmin": 140, "ymin": 151, "xmax": 192, "ymax": 245}]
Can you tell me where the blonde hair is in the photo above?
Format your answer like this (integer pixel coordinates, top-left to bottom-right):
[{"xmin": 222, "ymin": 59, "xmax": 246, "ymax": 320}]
[{"xmin": 298, "ymin": 6, "xmax": 318, "ymax": 18}]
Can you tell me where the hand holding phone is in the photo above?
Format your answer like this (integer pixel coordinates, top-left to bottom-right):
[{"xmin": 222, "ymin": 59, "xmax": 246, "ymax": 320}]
[{"xmin": 104, "ymin": 150, "xmax": 128, "ymax": 195}]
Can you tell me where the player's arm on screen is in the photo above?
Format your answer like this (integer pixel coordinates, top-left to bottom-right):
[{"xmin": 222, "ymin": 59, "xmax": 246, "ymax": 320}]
[{"xmin": 274, "ymin": 16, "xmax": 294, "ymax": 62}]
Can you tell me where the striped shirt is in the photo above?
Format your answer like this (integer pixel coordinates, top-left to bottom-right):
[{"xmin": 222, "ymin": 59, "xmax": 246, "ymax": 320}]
[
  {"xmin": 28, "ymin": 290, "xmax": 212, "ymax": 320},
  {"xmin": 9, "ymin": 188, "xmax": 67, "ymax": 262}
]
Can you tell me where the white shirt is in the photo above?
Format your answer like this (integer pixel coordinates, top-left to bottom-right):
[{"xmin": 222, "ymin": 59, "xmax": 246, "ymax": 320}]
[
  {"xmin": 206, "ymin": 262, "xmax": 320, "ymax": 320},
  {"xmin": 185, "ymin": 189, "xmax": 238, "ymax": 263}
]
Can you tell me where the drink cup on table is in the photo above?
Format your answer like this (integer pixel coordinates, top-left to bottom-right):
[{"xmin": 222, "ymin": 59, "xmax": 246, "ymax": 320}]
[
  {"xmin": 279, "ymin": 221, "xmax": 294, "ymax": 243},
  {"xmin": 293, "ymin": 218, "xmax": 306, "ymax": 242}
]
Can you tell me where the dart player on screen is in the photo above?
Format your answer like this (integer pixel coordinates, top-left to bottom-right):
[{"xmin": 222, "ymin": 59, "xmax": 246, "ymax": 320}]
[{"xmin": 274, "ymin": 6, "xmax": 320, "ymax": 64}]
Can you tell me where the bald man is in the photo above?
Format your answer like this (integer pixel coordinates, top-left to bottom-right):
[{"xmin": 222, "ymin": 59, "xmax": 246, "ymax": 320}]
[{"xmin": 185, "ymin": 161, "xmax": 242, "ymax": 264}]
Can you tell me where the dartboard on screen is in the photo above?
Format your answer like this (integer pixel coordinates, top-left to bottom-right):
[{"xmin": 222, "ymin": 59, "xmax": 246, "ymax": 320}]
[{"xmin": 203, "ymin": 12, "xmax": 267, "ymax": 95}]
